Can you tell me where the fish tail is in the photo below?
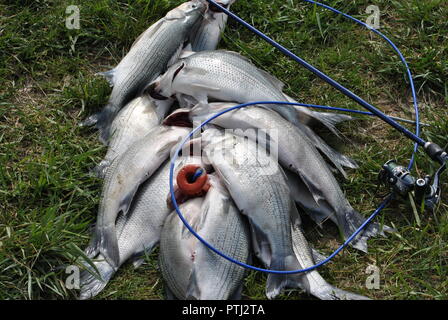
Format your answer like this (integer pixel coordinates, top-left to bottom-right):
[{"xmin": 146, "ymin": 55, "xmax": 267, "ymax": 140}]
[
  {"xmin": 311, "ymin": 283, "xmax": 370, "ymax": 300},
  {"xmin": 313, "ymin": 112, "xmax": 354, "ymax": 130},
  {"xmin": 79, "ymin": 255, "xmax": 116, "ymax": 300},
  {"xmin": 284, "ymin": 95, "xmax": 354, "ymax": 135},
  {"xmin": 91, "ymin": 160, "xmax": 111, "ymax": 179},
  {"xmin": 342, "ymin": 208, "xmax": 393, "ymax": 253},
  {"xmin": 305, "ymin": 111, "xmax": 353, "ymax": 139},
  {"xmin": 80, "ymin": 104, "xmax": 117, "ymax": 145},
  {"xmin": 299, "ymin": 125, "xmax": 358, "ymax": 178},
  {"xmin": 266, "ymin": 254, "xmax": 306, "ymax": 299}
]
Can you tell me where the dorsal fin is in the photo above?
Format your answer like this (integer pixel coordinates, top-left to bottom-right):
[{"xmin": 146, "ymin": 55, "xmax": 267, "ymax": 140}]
[{"xmin": 257, "ymin": 68, "xmax": 285, "ymax": 91}]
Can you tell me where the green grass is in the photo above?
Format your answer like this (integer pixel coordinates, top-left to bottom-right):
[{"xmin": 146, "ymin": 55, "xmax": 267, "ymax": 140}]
[{"xmin": 0, "ymin": 0, "xmax": 447, "ymax": 300}]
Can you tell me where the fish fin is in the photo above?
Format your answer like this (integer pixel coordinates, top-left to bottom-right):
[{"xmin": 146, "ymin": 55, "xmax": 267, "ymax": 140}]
[
  {"xmin": 284, "ymin": 94, "xmax": 353, "ymax": 136},
  {"xmin": 131, "ymin": 257, "xmax": 145, "ymax": 269},
  {"xmin": 167, "ymin": 43, "xmax": 185, "ymax": 68},
  {"xmin": 119, "ymin": 189, "xmax": 138, "ymax": 217},
  {"xmin": 306, "ymin": 112, "xmax": 350, "ymax": 138},
  {"xmin": 177, "ymin": 93, "xmax": 198, "ymax": 109},
  {"xmin": 156, "ymin": 139, "xmax": 180, "ymax": 158},
  {"xmin": 287, "ymin": 171, "xmax": 337, "ymax": 225},
  {"xmin": 179, "ymin": 50, "xmax": 196, "ymax": 59},
  {"xmin": 84, "ymin": 237, "xmax": 99, "ymax": 259},
  {"xmin": 79, "ymin": 255, "xmax": 115, "ymax": 300},
  {"xmin": 300, "ymin": 125, "xmax": 358, "ymax": 176},
  {"xmin": 165, "ymin": 286, "xmax": 178, "ymax": 300},
  {"xmin": 229, "ymin": 284, "xmax": 244, "ymax": 300},
  {"xmin": 219, "ymin": 50, "xmax": 252, "ymax": 63},
  {"xmin": 79, "ymin": 113, "xmax": 99, "ymax": 128},
  {"xmin": 311, "ymin": 111, "xmax": 355, "ymax": 127},
  {"xmin": 97, "ymin": 224, "xmax": 120, "ymax": 267},
  {"xmin": 249, "ymin": 224, "xmax": 271, "ymax": 265},
  {"xmin": 342, "ymin": 209, "xmax": 393, "ymax": 253},
  {"xmin": 257, "ymin": 68, "xmax": 285, "ymax": 91},
  {"xmin": 163, "ymin": 108, "xmax": 192, "ymax": 127},
  {"xmin": 305, "ymin": 206, "xmax": 333, "ymax": 226},
  {"xmin": 190, "ymin": 82, "xmax": 221, "ymax": 92},
  {"xmin": 185, "ymin": 269, "xmax": 201, "ymax": 300},
  {"xmin": 311, "ymin": 284, "xmax": 370, "ymax": 300},
  {"xmin": 96, "ymin": 69, "xmax": 116, "ymax": 87},
  {"xmin": 91, "ymin": 160, "xmax": 111, "ymax": 179},
  {"xmin": 153, "ymin": 98, "xmax": 174, "ymax": 123},
  {"xmin": 311, "ymin": 248, "xmax": 328, "ymax": 265},
  {"xmin": 130, "ymin": 240, "xmax": 159, "ymax": 269},
  {"xmin": 130, "ymin": 19, "xmax": 164, "ymax": 49},
  {"xmin": 191, "ymin": 102, "xmax": 213, "ymax": 116},
  {"xmin": 83, "ymin": 104, "xmax": 117, "ymax": 145},
  {"xmin": 266, "ymin": 255, "xmax": 303, "ymax": 299},
  {"xmin": 181, "ymin": 210, "xmax": 203, "ymax": 238}
]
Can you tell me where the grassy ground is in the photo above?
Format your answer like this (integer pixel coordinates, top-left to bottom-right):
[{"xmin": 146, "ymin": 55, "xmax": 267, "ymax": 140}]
[{"xmin": 0, "ymin": 0, "xmax": 447, "ymax": 300}]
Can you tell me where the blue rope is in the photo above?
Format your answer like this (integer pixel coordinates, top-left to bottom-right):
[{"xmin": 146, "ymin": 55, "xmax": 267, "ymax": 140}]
[{"xmin": 167, "ymin": 1, "xmax": 423, "ymax": 274}]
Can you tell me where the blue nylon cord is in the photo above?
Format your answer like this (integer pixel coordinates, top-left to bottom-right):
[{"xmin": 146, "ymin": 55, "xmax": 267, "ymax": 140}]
[{"xmin": 167, "ymin": 1, "xmax": 423, "ymax": 274}]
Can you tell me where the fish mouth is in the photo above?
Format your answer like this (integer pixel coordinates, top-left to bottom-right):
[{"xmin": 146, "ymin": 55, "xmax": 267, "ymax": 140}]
[
  {"xmin": 163, "ymin": 109, "xmax": 192, "ymax": 127},
  {"xmin": 146, "ymin": 82, "xmax": 169, "ymax": 101}
]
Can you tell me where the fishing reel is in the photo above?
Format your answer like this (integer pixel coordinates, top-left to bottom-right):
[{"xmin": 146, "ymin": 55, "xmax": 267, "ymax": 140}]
[{"xmin": 379, "ymin": 156, "xmax": 446, "ymax": 210}]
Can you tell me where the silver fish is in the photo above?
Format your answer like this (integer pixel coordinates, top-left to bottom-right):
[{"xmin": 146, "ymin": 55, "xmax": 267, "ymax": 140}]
[
  {"xmin": 201, "ymin": 128, "xmax": 307, "ymax": 299},
  {"xmin": 159, "ymin": 174, "xmax": 250, "ymax": 300},
  {"xmin": 189, "ymin": 0, "xmax": 237, "ymax": 51},
  {"xmin": 159, "ymin": 197, "xmax": 204, "ymax": 300},
  {"xmin": 79, "ymin": 160, "xmax": 173, "ymax": 300},
  {"xmin": 81, "ymin": 0, "xmax": 206, "ymax": 143},
  {"xmin": 192, "ymin": 104, "xmax": 387, "ymax": 253},
  {"xmin": 88, "ymin": 125, "xmax": 191, "ymax": 268},
  {"xmin": 94, "ymin": 96, "xmax": 173, "ymax": 178},
  {"xmin": 149, "ymin": 50, "xmax": 350, "ymax": 137}
]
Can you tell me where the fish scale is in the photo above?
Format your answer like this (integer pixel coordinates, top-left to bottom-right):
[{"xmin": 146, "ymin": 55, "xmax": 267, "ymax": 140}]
[
  {"xmin": 190, "ymin": 0, "xmax": 236, "ymax": 51},
  {"xmin": 159, "ymin": 198, "xmax": 204, "ymax": 299},
  {"xmin": 112, "ymin": 18, "xmax": 188, "ymax": 106},
  {"xmin": 94, "ymin": 96, "xmax": 171, "ymax": 177},
  {"xmin": 185, "ymin": 51, "xmax": 284, "ymax": 101},
  {"xmin": 79, "ymin": 160, "xmax": 175, "ymax": 300},
  {"xmin": 159, "ymin": 175, "xmax": 250, "ymax": 300},
  {"xmin": 203, "ymin": 214, "xmax": 248, "ymax": 297},
  {"xmin": 202, "ymin": 129, "xmax": 303, "ymax": 298},
  {"xmin": 190, "ymin": 177, "xmax": 250, "ymax": 299},
  {"xmin": 91, "ymin": 125, "xmax": 191, "ymax": 268},
  {"xmin": 86, "ymin": 0, "xmax": 206, "ymax": 143}
]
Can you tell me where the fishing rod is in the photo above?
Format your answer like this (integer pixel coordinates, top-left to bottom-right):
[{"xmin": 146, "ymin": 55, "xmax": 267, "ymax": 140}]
[
  {"xmin": 205, "ymin": 0, "xmax": 447, "ymax": 165},
  {"xmin": 168, "ymin": 0, "xmax": 447, "ymax": 274}
]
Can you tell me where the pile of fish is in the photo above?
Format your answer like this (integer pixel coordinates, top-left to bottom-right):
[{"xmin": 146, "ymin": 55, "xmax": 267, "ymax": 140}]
[{"xmin": 78, "ymin": 0, "xmax": 390, "ymax": 300}]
